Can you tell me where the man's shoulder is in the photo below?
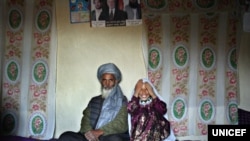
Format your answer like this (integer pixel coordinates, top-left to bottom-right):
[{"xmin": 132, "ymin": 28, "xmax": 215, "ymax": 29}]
[{"xmin": 91, "ymin": 95, "xmax": 102, "ymax": 99}]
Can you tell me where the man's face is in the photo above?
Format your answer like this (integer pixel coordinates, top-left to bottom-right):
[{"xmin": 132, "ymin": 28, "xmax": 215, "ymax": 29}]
[
  {"xmin": 95, "ymin": 0, "xmax": 102, "ymax": 9},
  {"xmin": 107, "ymin": 0, "xmax": 115, "ymax": 9},
  {"xmin": 101, "ymin": 73, "xmax": 116, "ymax": 90}
]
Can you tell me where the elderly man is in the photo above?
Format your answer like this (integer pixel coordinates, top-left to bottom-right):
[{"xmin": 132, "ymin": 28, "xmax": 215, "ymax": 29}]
[{"xmin": 58, "ymin": 63, "xmax": 129, "ymax": 141}]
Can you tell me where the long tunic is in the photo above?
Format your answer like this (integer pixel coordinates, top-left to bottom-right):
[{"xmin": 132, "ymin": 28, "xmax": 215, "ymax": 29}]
[{"xmin": 127, "ymin": 96, "xmax": 170, "ymax": 141}]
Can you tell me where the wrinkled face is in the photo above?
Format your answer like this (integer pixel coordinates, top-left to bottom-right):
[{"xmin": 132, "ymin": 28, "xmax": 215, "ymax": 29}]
[
  {"xmin": 138, "ymin": 84, "xmax": 150, "ymax": 101},
  {"xmin": 101, "ymin": 73, "xmax": 116, "ymax": 90}
]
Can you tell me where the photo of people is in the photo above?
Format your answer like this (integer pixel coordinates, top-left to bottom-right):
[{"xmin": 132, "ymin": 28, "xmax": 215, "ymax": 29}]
[
  {"xmin": 69, "ymin": 0, "xmax": 89, "ymax": 23},
  {"xmin": 90, "ymin": 0, "xmax": 142, "ymax": 27}
]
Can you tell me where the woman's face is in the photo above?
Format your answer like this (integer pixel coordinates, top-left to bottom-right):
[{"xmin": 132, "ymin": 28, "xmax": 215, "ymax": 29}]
[{"xmin": 138, "ymin": 84, "xmax": 150, "ymax": 101}]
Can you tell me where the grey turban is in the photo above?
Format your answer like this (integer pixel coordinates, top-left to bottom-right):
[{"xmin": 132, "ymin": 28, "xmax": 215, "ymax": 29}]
[{"xmin": 97, "ymin": 63, "xmax": 122, "ymax": 83}]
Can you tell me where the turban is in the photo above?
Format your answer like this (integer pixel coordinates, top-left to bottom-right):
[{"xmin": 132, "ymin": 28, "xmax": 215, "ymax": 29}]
[{"xmin": 97, "ymin": 63, "xmax": 122, "ymax": 83}]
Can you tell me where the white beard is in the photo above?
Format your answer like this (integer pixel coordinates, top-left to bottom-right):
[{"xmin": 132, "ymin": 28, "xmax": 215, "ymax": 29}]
[{"xmin": 101, "ymin": 87, "xmax": 113, "ymax": 99}]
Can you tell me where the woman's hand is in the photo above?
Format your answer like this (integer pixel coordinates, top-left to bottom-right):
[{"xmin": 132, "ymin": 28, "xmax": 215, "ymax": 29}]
[
  {"xmin": 145, "ymin": 82, "xmax": 156, "ymax": 99},
  {"xmin": 134, "ymin": 79, "xmax": 143, "ymax": 97}
]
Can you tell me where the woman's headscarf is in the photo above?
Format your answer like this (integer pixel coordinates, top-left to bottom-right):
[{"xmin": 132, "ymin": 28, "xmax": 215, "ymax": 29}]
[{"xmin": 128, "ymin": 78, "xmax": 176, "ymax": 141}]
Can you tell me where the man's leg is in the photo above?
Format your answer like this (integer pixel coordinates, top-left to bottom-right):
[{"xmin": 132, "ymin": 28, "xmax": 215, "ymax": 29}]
[
  {"xmin": 58, "ymin": 131, "xmax": 88, "ymax": 141},
  {"xmin": 100, "ymin": 133, "xmax": 130, "ymax": 141}
]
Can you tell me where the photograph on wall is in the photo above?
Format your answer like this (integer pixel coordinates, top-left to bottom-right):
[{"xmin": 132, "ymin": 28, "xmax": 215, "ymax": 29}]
[
  {"xmin": 90, "ymin": 0, "xmax": 142, "ymax": 27},
  {"xmin": 69, "ymin": 0, "xmax": 90, "ymax": 23}
]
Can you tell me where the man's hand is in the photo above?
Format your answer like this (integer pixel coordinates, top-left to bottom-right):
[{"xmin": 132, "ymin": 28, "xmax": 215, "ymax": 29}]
[
  {"xmin": 91, "ymin": 129, "xmax": 104, "ymax": 138},
  {"xmin": 84, "ymin": 130, "xmax": 99, "ymax": 141}
]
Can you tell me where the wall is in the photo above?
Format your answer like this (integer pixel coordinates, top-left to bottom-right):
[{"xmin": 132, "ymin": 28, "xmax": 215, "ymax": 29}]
[
  {"xmin": 55, "ymin": 0, "xmax": 147, "ymax": 138},
  {"xmin": 238, "ymin": 31, "xmax": 250, "ymax": 111}
]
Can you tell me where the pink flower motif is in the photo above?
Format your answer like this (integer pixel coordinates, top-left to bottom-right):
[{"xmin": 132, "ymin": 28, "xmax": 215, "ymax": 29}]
[
  {"xmin": 35, "ymin": 51, "xmax": 42, "ymax": 58},
  {"xmin": 33, "ymin": 91, "xmax": 40, "ymax": 97},
  {"xmin": 7, "ymin": 31, "xmax": 12, "ymax": 36},
  {"xmin": 155, "ymin": 72, "xmax": 161, "ymax": 79},
  {"xmin": 30, "ymin": 85, "xmax": 36, "ymax": 90},
  {"xmin": 154, "ymin": 21, "xmax": 160, "ymax": 27},
  {"xmin": 174, "ymin": 1, "xmax": 181, "ymax": 7},
  {"xmin": 150, "ymin": 78, "xmax": 155, "ymax": 84},
  {"xmin": 176, "ymin": 74, "xmax": 182, "ymax": 81},
  {"xmin": 175, "ymin": 88, "xmax": 181, "ymax": 94},
  {"xmin": 172, "ymin": 69, "xmax": 178, "ymax": 74},
  {"xmin": 230, "ymin": 77, "xmax": 236, "ymax": 84},
  {"xmin": 41, "ymin": 89, "xmax": 47, "ymax": 94},
  {"xmin": 9, "ymin": 50, "xmax": 14, "ymax": 56},
  {"xmin": 173, "ymin": 127, "xmax": 179, "ymax": 134},
  {"xmin": 148, "ymin": 25, "xmax": 153, "ymax": 31},
  {"xmin": 201, "ymin": 129, "xmax": 207, "ymax": 135},
  {"xmin": 186, "ymin": 1, "xmax": 192, "ymax": 8},
  {"xmin": 228, "ymin": 92, "xmax": 235, "ymax": 98},
  {"xmin": 183, "ymin": 72, "xmax": 188, "ymax": 78},
  {"xmin": 202, "ymin": 89, "xmax": 208, "ymax": 96},
  {"xmin": 203, "ymin": 24, "xmax": 210, "ymax": 30},
  {"xmin": 14, "ymin": 88, "xmax": 20, "ymax": 93},
  {"xmin": 180, "ymin": 125, "xmax": 187, "ymax": 130},
  {"xmin": 209, "ymin": 75, "xmax": 215, "ymax": 80},
  {"xmin": 3, "ymin": 83, "xmax": 10, "ymax": 88},
  {"xmin": 43, "ymin": 35, "xmax": 50, "ymax": 42},
  {"xmin": 7, "ymin": 89, "xmax": 13, "ymax": 95},
  {"xmin": 199, "ymin": 70, "xmax": 205, "ymax": 76},
  {"xmin": 202, "ymin": 37, "xmax": 209, "ymax": 43},
  {"xmin": 9, "ymin": 37, "xmax": 15, "ymax": 43},
  {"xmin": 175, "ymin": 36, "xmax": 181, "ymax": 42},
  {"xmin": 34, "ymin": 33, "xmax": 39, "ymax": 38},
  {"xmin": 32, "ymin": 104, "xmax": 40, "ymax": 111},
  {"xmin": 37, "ymin": 38, "xmax": 43, "ymax": 45},
  {"xmin": 148, "ymin": 71, "xmax": 152, "ymax": 77},
  {"xmin": 198, "ymin": 123, "xmax": 203, "ymax": 128},
  {"xmin": 40, "ymin": 0, "xmax": 46, "ymax": 6},
  {"xmin": 5, "ymin": 103, "xmax": 12, "ymax": 109},
  {"xmin": 149, "ymin": 38, "xmax": 154, "ymax": 44},
  {"xmin": 203, "ymin": 76, "xmax": 209, "ymax": 83},
  {"xmin": 227, "ymin": 71, "xmax": 232, "ymax": 77},
  {"xmin": 16, "ymin": 34, "xmax": 22, "ymax": 41}
]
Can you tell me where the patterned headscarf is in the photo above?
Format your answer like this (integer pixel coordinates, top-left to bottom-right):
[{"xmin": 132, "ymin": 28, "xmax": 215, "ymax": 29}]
[{"xmin": 95, "ymin": 63, "xmax": 124, "ymax": 129}]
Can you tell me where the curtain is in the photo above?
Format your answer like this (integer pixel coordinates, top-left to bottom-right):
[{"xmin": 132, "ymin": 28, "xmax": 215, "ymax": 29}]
[
  {"xmin": 0, "ymin": 0, "xmax": 57, "ymax": 139},
  {"xmin": 142, "ymin": 0, "xmax": 241, "ymax": 140}
]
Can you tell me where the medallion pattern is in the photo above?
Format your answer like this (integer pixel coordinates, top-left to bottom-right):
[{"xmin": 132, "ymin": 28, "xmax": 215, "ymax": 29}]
[
  {"xmin": 1, "ymin": 110, "xmax": 18, "ymax": 135},
  {"xmin": 5, "ymin": 59, "xmax": 20, "ymax": 84},
  {"xmin": 29, "ymin": 112, "xmax": 47, "ymax": 137},
  {"xmin": 198, "ymin": 99, "xmax": 215, "ymax": 123},
  {"xmin": 173, "ymin": 45, "xmax": 189, "ymax": 69},
  {"xmin": 226, "ymin": 101, "xmax": 238, "ymax": 124},
  {"xmin": 8, "ymin": 7, "xmax": 23, "ymax": 32},
  {"xmin": 148, "ymin": 46, "xmax": 162, "ymax": 71},
  {"xmin": 200, "ymin": 47, "xmax": 216, "ymax": 70}
]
